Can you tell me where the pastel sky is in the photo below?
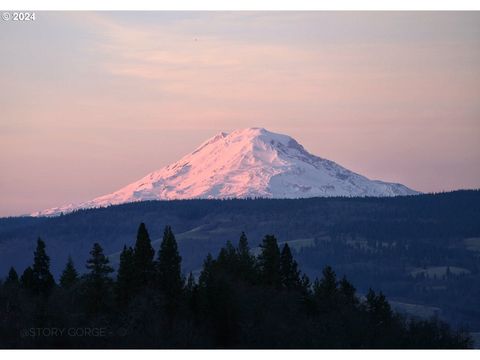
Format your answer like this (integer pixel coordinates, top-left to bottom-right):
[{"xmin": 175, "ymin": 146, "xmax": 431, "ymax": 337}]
[{"xmin": 1, "ymin": 12, "xmax": 479, "ymax": 216}]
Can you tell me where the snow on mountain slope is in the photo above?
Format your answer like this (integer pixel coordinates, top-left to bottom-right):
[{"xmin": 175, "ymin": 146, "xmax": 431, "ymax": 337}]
[{"xmin": 33, "ymin": 127, "xmax": 419, "ymax": 216}]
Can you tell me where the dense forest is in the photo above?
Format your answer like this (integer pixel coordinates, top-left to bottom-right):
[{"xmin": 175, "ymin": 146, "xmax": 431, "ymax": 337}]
[
  {"xmin": 1, "ymin": 190, "xmax": 479, "ymax": 332},
  {"xmin": 0, "ymin": 223, "xmax": 472, "ymax": 348}
]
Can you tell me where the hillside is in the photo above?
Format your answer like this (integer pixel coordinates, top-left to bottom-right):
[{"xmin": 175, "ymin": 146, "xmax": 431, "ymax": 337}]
[{"xmin": 1, "ymin": 190, "xmax": 479, "ymax": 330}]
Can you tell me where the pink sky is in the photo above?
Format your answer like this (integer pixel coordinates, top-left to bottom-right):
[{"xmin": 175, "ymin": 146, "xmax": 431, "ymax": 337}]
[{"xmin": 0, "ymin": 12, "xmax": 479, "ymax": 216}]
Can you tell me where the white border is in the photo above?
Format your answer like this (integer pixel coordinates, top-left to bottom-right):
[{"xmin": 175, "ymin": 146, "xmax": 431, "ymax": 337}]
[
  {"xmin": 1, "ymin": 349, "xmax": 479, "ymax": 358},
  {"xmin": 1, "ymin": 0, "xmax": 480, "ymax": 11},
  {"xmin": 1, "ymin": 0, "xmax": 478, "ymax": 357}
]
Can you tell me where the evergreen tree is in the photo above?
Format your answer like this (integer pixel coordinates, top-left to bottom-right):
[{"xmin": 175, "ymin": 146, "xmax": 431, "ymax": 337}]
[
  {"xmin": 85, "ymin": 242, "xmax": 114, "ymax": 314},
  {"xmin": 31, "ymin": 238, "xmax": 55, "ymax": 295},
  {"xmin": 157, "ymin": 226, "xmax": 183, "ymax": 306},
  {"xmin": 314, "ymin": 266, "xmax": 337, "ymax": 297},
  {"xmin": 59, "ymin": 256, "xmax": 79, "ymax": 289},
  {"xmin": 238, "ymin": 232, "xmax": 249, "ymax": 257},
  {"xmin": 116, "ymin": 245, "xmax": 135, "ymax": 306},
  {"xmin": 365, "ymin": 289, "xmax": 393, "ymax": 326},
  {"xmin": 313, "ymin": 266, "xmax": 338, "ymax": 310},
  {"xmin": 198, "ymin": 251, "xmax": 238, "ymax": 347},
  {"xmin": 4, "ymin": 267, "xmax": 19, "ymax": 287},
  {"xmin": 185, "ymin": 271, "xmax": 200, "ymax": 322},
  {"xmin": 20, "ymin": 266, "xmax": 34, "ymax": 290},
  {"xmin": 237, "ymin": 232, "xmax": 257, "ymax": 282},
  {"xmin": 365, "ymin": 289, "xmax": 396, "ymax": 347},
  {"xmin": 133, "ymin": 223, "xmax": 155, "ymax": 288},
  {"xmin": 217, "ymin": 241, "xmax": 238, "ymax": 275},
  {"xmin": 199, "ymin": 253, "xmax": 215, "ymax": 289},
  {"xmin": 86, "ymin": 243, "xmax": 114, "ymax": 280},
  {"xmin": 280, "ymin": 243, "xmax": 301, "ymax": 290},
  {"xmin": 257, "ymin": 234, "xmax": 281, "ymax": 288},
  {"xmin": 338, "ymin": 276, "xmax": 357, "ymax": 306},
  {"xmin": 185, "ymin": 272, "xmax": 196, "ymax": 293},
  {"xmin": 300, "ymin": 273, "xmax": 312, "ymax": 294}
]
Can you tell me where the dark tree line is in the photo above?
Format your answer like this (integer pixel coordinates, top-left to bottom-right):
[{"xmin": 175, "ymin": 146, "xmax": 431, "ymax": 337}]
[{"xmin": 0, "ymin": 223, "xmax": 472, "ymax": 348}]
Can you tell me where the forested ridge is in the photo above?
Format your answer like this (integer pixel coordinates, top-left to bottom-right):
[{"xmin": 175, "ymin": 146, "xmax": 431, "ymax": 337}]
[{"xmin": 0, "ymin": 223, "xmax": 472, "ymax": 348}]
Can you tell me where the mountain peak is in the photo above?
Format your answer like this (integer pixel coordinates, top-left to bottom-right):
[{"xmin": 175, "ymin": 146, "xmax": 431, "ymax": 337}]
[
  {"xmin": 203, "ymin": 127, "xmax": 286, "ymax": 143},
  {"xmin": 33, "ymin": 128, "xmax": 419, "ymax": 216},
  {"xmin": 230, "ymin": 127, "xmax": 289, "ymax": 140}
]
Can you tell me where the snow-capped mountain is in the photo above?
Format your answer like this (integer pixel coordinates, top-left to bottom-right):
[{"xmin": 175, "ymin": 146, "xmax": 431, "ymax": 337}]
[{"xmin": 33, "ymin": 128, "xmax": 419, "ymax": 216}]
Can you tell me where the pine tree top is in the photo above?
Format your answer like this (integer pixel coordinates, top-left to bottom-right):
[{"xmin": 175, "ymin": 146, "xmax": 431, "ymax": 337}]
[
  {"xmin": 86, "ymin": 243, "xmax": 114, "ymax": 276},
  {"xmin": 6, "ymin": 267, "xmax": 19, "ymax": 285},
  {"xmin": 60, "ymin": 256, "xmax": 79, "ymax": 288}
]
